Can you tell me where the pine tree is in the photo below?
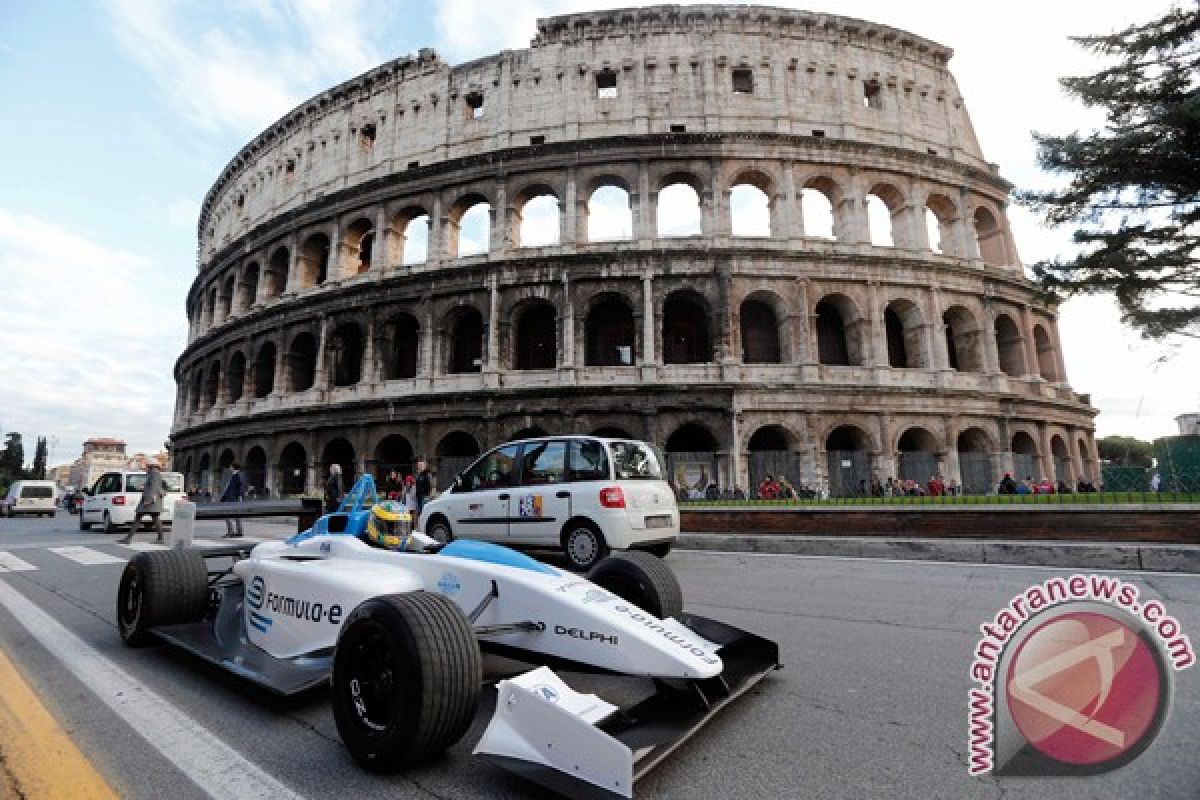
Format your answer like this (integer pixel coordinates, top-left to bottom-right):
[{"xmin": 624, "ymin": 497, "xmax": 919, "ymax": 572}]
[
  {"xmin": 0, "ymin": 433, "xmax": 25, "ymax": 482},
  {"xmin": 1021, "ymin": 6, "xmax": 1200, "ymax": 339},
  {"xmin": 31, "ymin": 437, "xmax": 48, "ymax": 480}
]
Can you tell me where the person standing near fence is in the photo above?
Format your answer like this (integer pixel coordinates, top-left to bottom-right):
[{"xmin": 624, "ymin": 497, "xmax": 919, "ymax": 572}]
[
  {"xmin": 119, "ymin": 463, "xmax": 164, "ymax": 544},
  {"xmin": 221, "ymin": 462, "xmax": 245, "ymax": 538},
  {"xmin": 414, "ymin": 460, "xmax": 432, "ymax": 516},
  {"xmin": 325, "ymin": 463, "xmax": 344, "ymax": 512}
]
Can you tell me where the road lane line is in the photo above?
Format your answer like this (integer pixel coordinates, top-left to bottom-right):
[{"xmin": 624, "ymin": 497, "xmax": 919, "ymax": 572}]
[
  {"xmin": 48, "ymin": 546, "xmax": 126, "ymax": 565},
  {"xmin": 119, "ymin": 542, "xmax": 169, "ymax": 551},
  {"xmin": 0, "ymin": 647, "xmax": 118, "ymax": 799},
  {"xmin": 0, "ymin": 552, "xmax": 37, "ymax": 572},
  {"xmin": 0, "ymin": 579, "xmax": 305, "ymax": 800}
]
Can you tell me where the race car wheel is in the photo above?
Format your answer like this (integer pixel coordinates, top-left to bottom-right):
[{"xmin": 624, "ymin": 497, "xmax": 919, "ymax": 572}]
[
  {"xmin": 587, "ymin": 550, "xmax": 683, "ymax": 620},
  {"xmin": 333, "ymin": 591, "xmax": 481, "ymax": 771},
  {"xmin": 426, "ymin": 516, "xmax": 453, "ymax": 545},
  {"xmin": 644, "ymin": 541, "xmax": 672, "ymax": 559},
  {"xmin": 563, "ymin": 521, "xmax": 608, "ymax": 571},
  {"xmin": 116, "ymin": 550, "xmax": 209, "ymax": 646}
]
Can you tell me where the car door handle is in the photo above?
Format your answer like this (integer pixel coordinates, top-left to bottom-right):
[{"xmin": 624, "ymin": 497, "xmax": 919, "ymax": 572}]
[
  {"xmin": 555, "ymin": 491, "xmax": 570, "ymax": 499},
  {"xmin": 497, "ymin": 493, "xmax": 510, "ymax": 500}
]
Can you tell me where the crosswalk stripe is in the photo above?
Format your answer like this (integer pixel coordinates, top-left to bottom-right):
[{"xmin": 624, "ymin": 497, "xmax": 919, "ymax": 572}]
[
  {"xmin": 47, "ymin": 546, "xmax": 125, "ymax": 565},
  {"xmin": 0, "ymin": 552, "xmax": 37, "ymax": 572},
  {"xmin": 119, "ymin": 542, "xmax": 168, "ymax": 552},
  {"xmin": 192, "ymin": 538, "xmax": 264, "ymax": 548}
]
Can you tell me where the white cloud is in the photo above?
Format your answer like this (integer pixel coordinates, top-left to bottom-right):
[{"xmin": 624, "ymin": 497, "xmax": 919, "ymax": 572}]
[{"xmin": 0, "ymin": 209, "xmax": 185, "ymax": 465}]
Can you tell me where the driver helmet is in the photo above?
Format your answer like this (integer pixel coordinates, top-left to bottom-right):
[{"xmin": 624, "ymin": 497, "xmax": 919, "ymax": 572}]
[{"xmin": 365, "ymin": 500, "xmax": 413, "ymax": 550}]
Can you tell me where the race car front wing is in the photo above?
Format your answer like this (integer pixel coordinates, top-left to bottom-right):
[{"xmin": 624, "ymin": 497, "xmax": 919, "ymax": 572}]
[{"xmin": 474, "ymin": 612, "xmax": 781, "ymax": 799}]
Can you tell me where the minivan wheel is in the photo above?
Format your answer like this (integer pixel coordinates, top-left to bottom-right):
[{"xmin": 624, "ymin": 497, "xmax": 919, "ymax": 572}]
[
  {"xmin": 102, "ymin": 512, "xmax": 116, "ymax": 534},
  {"xmin": 563, "ymin": 522, "xmax": 608, "ymax": 571},
  {"xmin": 79, "ymin": 511, "xmax": 91, "ymax": 531},
  {"xmin": 427, "ymin": 517, "xmax": 453, "ymax": 545}
]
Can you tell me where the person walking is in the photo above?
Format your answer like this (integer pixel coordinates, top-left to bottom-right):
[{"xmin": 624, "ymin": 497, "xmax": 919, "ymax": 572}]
[
  {"xmin": 221, "ymin": 462, "xmax": 246, "ymax": 538},
  {"xmin": 325, "ymin": 463, "xmax": 345, "ymax": 513},
  {"xmin": 120, "ymin": 463, "xmax": 164, "ymax": 544},
  {"xmin": 414, "ymin": 460, "xmax": 432, "ymax": 517}
]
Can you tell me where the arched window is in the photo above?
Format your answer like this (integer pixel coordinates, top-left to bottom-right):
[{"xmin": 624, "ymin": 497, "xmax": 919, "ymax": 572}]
[
  {"xmin": 662, "ymin": 292, "xmax": 711, "ymax": 364},
  {"xmin": 1011, "ymin": 432, "xmax": 1040, "ymax": 482},
  {"xmin": 740, "ymin": 299, "xmax": 781, "ymax": 363},
  {"xmin": 587, "ymin": 184, "xmax": 632, "ymax": 242},
  {"xmin": 1033, "ymin": 325, "xmax": 1057, "ymax": 381},
  {"xmin": 943, "ymin": 306, "xmax": 984, "ymax": 373},
  {"xmin": 265, "ymin": 247, "xmax": 288, "ymax": 299},
  {"xmin": 884, "ymin": 299, "xmax": 927, "ymax": 369},
  {"xmin": 436, "ymin": 431, "xmax": 481, "ymax": 490},
  {"xmin": 897, "ymin": 428, "xmax": 939, "ymax": 484},
  {"xmin": 657, "ymin": 180, "xmax": 702, "ymax": 237},
  {"xmin": 815, "ymin": 296, "xmax": 863, "ymax": 366},
  {"xmin": 957, "ymin": 428, "xmax": 995, "ymax": 494},
  {"xmin": 382, "ymin": 313, "xmax": 419, "ymax": 380},
  {"xmin": 866, "ymin": 194, "xmax": 894, "ymax": 247},
  {"xmin": 373, "ymin": 435, "xmax": 414, "ymax": 488},
  {"xmin": 253, "ymin": 342, "xmax": 276, "ymax": 398},
  {"xmin": 455, "ymin": 200, "xmax": 490, "ymax": 258},
  {"xmin": 329, "ymin": 322, "xmax": 364, "ymax": 387},
  {"xmin": 516, "ymin": 192, "xmax": 560, "ymax": 247},
  {"xmin": 925, "ymin": 209, "xmax": 943, "ymax": 254},
  {"xmin": 344, "ymin": 217, "xmax": 374, "ymax": 275},
  {"xmin": 244, "ymin": 447, "xmax": 267, "ymax": 496},
  {"xmin": 190, "ymin": 370, "xmax": 203, "ymax": 412},
  {"xmin": 227, "ymin": 352, "xmax": 246, "ymax": 402},
  {"xmin": 514, "ymin": 303, "xmax": 557, "ymax": 370},
  {"xmin": 801, "ymin": 182, "xmax": 836, "ymax": 239},
  {"xmin": 402, "ymin": 215, "xmax": 430, "ymax": 264},
  {"xmin": 1050, "ymin": 435, "xmax": 1071, "ymax": 484},
  {"xmin": 279, "ymin": 442, "xmax": 308, "ymax": 495},
  {"xmin": 974, "ymin": 207, "xmax": 1006, "ymax": 266},
  {"xmin": 585, "ymin": 295, "xmax": 636, "ymax": 366},
  {"xmin": 446, "ymin": 308, "xmax": 484, "ymax": 373},
  {"xmin": 825, "ymin": 425, "xmax": 872, "ymax": 497},
  {"xmin": 205, "ymin": 361, "xmax": 222, "ymax": 407},
  {"xmin": 730, "ymin": 183, "xmax": 770, "ymax": 237},
  {"xmin": 288, "ymin": 333, "xmax": 317, "ymax": 391},
  {"xmin": 239, "ymin": 263, "xmax": 259, "ymax": 312},
  {"xmin": 321, "ymin": 438, "xmax": 357, "ymax": 485},
  {"xmin": 925, "ymin": 194, "xmax": 959, "ymax": 256},
  {"xmin": 220, "ymin": 274, "xmax": 236, "ymax": 322},
  {"xmin": 298, "ymin": 233, "xmax": 331, "ymax": 288},
  {"xmin": 994, "ymin": 314, "xmax": 1025, "ymax": 377}
]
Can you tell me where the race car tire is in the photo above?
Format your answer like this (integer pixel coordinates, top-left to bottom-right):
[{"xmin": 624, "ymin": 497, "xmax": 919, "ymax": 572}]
[
  {"xmin": 116, "ymin": 550, "xmax": 209, "ymax": 646},
  {"xmin": 426, "ymin": 516, "xmax": 453, "ymax": 545},
  {"xmin": 332, "ymin": 591, "xmax": 481, "ymax": 771},
  {"xmin": 587, "ymin": 550, "xmax": 683, "ymax": 620},
  {"xmin": 563, "ymin": 520, "xmax": 608, "ymax": 571}
]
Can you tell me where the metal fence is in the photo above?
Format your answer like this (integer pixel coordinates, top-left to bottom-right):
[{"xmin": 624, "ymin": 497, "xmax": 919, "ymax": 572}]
[
  {"xmin": 826, "ymin": 450, "xmax": 871, "ymax": 498},
  {"xmin": 666, "ymin": 451, "xmax": 721, "ymax": 500}
]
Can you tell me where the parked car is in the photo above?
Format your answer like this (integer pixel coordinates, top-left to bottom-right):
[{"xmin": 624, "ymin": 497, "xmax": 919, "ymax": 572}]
[
  {"xmin": 79, "ymin": 470, "xmax": 186, "ymax": 533},
  {"xmin": 1, "ymin": 480, "xmax": 58, "ymax": 518},
  {"xmin": 417, "ymin": 435, "xmax": 678, "ymax": 570}
]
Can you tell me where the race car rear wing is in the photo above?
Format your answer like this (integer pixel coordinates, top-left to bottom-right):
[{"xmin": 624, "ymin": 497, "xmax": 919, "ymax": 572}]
[{"xmin": 475, "ymin": 612, "xmax": 780, "ymax": 799}]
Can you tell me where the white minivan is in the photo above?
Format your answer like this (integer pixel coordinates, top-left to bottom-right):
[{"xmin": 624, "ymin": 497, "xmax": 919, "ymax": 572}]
[
  {"xmin": 1, "ymin": 480, "xmax": 58, "ymax": 518},
  {"xmin": 80, "ymin": 470, "xmax": 186, "ymax": 533},
  {"xmin": 417, "ymin": 436, "xmax": 678, "ymax": 570}
]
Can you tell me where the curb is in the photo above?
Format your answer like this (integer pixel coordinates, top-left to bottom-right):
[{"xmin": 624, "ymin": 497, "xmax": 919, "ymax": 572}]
[{"xmin": 675, "ymin": 533, "xmax": 1200, "ymax": 573}]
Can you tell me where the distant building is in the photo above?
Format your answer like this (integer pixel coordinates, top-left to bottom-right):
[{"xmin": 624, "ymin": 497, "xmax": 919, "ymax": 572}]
[
  {"xmin": 69, "ymin": 438, "xmax": 128, "ymax": 490},
  {"xmin": 48, "ymin": 464, "xmax": 73, "ymax": 489},
  {"xmin": 126, "ymin": 449, "xmax": 172, "ymax": 471},
  {"xmin": 1177, "ymin": 414, "xmax": 1200, "ymax": 436}
]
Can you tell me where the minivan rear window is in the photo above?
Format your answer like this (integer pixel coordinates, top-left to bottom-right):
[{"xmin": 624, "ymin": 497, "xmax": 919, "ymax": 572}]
[
  {"xmin": 609, "ymin": 441, "xmax": 664, "ymax": 481},
  {"xmin": 126, "ymin": 473, "xmax": 184, "ymax": 493},
  {"xmin": 20, "ymin": 486, "xmax": 53, "ymax": 499}
]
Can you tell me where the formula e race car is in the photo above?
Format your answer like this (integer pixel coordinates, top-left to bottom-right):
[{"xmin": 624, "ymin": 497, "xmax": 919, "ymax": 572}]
[{"xmin": 115, "ymin": 476, "xmax": 779, "ymax": 799}]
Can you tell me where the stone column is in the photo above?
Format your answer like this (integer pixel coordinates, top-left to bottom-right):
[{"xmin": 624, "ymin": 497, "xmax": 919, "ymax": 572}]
[
  {"xmin": 1051, "ymin": 318, "xmax": 1069, "ymax": 384},
  {"xmin": 421, "ymin": 301, "xmax": 436, "ymax": 379},
  {"xmin": 781, "ymin": 161, "xmax": 801, "ymax": 239},
  {"xmin": 563, "ymin": 168, "xmax": 577, "ymax": 245},
  {"xmin": 361, "ymin": 312, "xmax": 379, "ymax": 385},
  {"xmin": 641, "ymin": 271, "xmax": 656, "ymax": 365},
  {"xmin": 485, "ymin": 276, "xmax": 500, "ymax": 380},
  {"xmin": 728, "ymin": 410, "xmax": 742, "ymax": 490},
  {"xmin": 634, "ymin": 161, "xmax": 654, "ymax": 242},
  {"xmin": 429, "ymin": 195, "xmax": 444, "ymax": 264},
  {"xmin": 707, "ymin": 160, "xmax": 725, "ymax": 236},
  {"xmin": 489, "ymin": 184, "xmax": 508, "ymax": 255},
  {"xmin": 1019, "ymin": 305, "xmax": 1041, "ymax": 379},
  {"xmin": 928, "ymin": 287, "xmax": 949, "ymax": 371},
  {"xmin": 867, "ymin": 282, "xmax": 887, "ymax": 367},
  {"xmin": 327, "ymin": 223, "xmax": 342, "ymax": 283},
  {"xmin": 374, "ymin": 207, "xmax": 391, "ymax": 276},
  {"xmin": 283, "ymin": 233, "xmax": 300, "ymax": 293},
  {"xmin": 560, "ymin": 272, "xmax": 575, "ymax": 370},
  {"xmin": 313, "ymin": 315, "xmax": 330, "ymax": 389},
  {"xmin": 981, "ymin": 307, "xmax": 1001, "ymax": 375},
  {"xmin": 272, "ymin": 330, "xmax": 288, "ymax": 396}
]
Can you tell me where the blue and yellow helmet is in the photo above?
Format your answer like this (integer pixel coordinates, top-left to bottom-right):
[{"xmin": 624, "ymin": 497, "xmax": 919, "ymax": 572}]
[{"xmin": 365, "ymin": 501, "xmax": 413, "ymax": 550}]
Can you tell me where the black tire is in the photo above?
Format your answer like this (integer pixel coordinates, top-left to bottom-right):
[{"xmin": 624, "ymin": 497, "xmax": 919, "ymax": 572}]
[
  {"xmin": 79, "ymin": 511, "xmax": 91, "ymax": 531},
  {"xmin": 587, "ymin": 550, "xmax": 683, "ymax": 620},
  {"xmin": 644, "ymin": 541, "xmax": 673, "ymax": 559},
  {"xmin": 102, "ymin": 512, "xmax": 116, "ymax": 534},
  {"xmin": 332, "ymin": 592, "xmax": 481, "ymax": 771},
  {"xmin": 116, "ymin": 550, "xmax": 209, "ymax": 645},
  {"xmin": 562, "ymin": 520, "xmax": 608, "ymax": 571},
  {"xmin": 426, "ymin": 516, "xmax": 453, "ymax": 545}
]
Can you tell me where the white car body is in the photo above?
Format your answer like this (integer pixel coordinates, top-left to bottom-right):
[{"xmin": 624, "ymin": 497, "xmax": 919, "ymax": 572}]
[
  {"xmin": 418, "ymin": 436, "xmax": 678, "ymax": 566},
  {"xmin": 1, "ymin": 480, "xmax": 58, "ymax": 517},
  {"xmin": 81, "ymin": 470, "xmax": 186, "ymax": 529}
]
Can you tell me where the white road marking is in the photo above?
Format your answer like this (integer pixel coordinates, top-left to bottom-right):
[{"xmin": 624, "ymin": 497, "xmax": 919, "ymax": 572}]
[
  {"xmin": 192, "ymin": 538, "xmax": 264, "ymax": 548},
  {"xmin": 0, "ymin": 552, "xmax": 37, "ymax": 572},
  {"xmin": 48, "ymin": 546, "xmax": 125, "ymax": 565},
  {"xmin": 119, "ymin": 542, "xmax": 168, "ymax": 551},
  {"xmin": 0, "ymin": 579, "xmax": 305, "ymax": 800}
]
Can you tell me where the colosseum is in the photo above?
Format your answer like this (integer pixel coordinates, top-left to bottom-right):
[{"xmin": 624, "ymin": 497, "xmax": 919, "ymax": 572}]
[{"xmin": 170, "ymin": 4, "xmax": 1097, "ymax": 500}]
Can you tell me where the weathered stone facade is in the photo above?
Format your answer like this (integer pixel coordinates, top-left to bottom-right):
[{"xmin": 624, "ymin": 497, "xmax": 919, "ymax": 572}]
[{"xmin": 171, "ymin": 5, "xmax": 1096, "ymax": 497}]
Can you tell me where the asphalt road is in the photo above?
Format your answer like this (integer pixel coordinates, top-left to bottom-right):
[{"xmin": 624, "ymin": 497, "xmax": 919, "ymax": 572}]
[{"xmin": 0, "ymin": 513, "xmax": 1196, "ymax": 799}]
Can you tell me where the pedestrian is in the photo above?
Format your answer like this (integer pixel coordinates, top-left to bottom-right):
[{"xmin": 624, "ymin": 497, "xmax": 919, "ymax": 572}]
[
  {"xmin": 120, "ymin": 463, "xmax": 164, "ymax": 544},
  {"xmin": 414, "ymin": 460, "xmax": 432, "ymax": 516},
  {"xmin": 220, "ymin": 462, "xmax": 246, "ymax": 538},
  {"xmin": 404, "ymin": 473, "xmax": 418, "ymax": 517},
  {"xmin": 325, "ymin": 463, "xmax": 345, "ymax": 512},
  {"xmin": 1150, "ymin": 471, "xmax": 1162, "ymax": 493}
]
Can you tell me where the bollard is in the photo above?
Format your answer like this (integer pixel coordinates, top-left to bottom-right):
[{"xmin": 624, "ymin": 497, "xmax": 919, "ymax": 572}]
[{"xmin": 171, "ymin": 499, "xmax": 196, "ymax": 549}]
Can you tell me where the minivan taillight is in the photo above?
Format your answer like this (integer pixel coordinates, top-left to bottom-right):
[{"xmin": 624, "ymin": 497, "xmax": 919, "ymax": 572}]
[
  {"xmin": 112, "ymin": 496, "xmax": 126, "ymax": 505},
  {"xmin": 599, "ymin": 487, "xmax": 625, "ymax": 509}
]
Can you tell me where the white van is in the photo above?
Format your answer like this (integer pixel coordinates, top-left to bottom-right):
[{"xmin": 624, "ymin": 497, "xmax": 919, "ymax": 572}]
[
  {"xmin": 417, "ymin": 435, "xmax": 678, "ymax": 570},
  {"xmin": 80, "ymin": 470, "xmax": 186, "ymax": 533},
  {"xmin": 1, "ymin": 480, "xmax": 58, "ymax": 518}
]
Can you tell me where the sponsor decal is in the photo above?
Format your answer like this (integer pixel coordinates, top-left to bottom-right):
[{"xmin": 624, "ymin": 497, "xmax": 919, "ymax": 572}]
[
  {"xmin": 582, "ymin": 589, "xmax": 614, "ymax": 605},
  {"xmin": 320, "ymin": 541, "xmax": 332, "ymax": 554},
  {"xmin": 257, "ymin": 586, "xmax": 343, "ymax": 626},
  {"xmin": 611, "ymin": 605, "xmax": 719, "ymax": 665},
  {"xmin": 554, "ymin": 625, "xmax": 618, "ymax": 646},
  {"xmin": 533, "ymin": 684, "xmax": 560, "ymax": 703},
  {"xmin": 437, "ymin": 572, "xmax": 462, "ymax": 595},
  {"xmin": 966, "ymin": 575, "xmax": 1193, "ymax": 777},
  {"xmin": 246, "ymin": 576, "xmax": 272, "ymax": 633},
  {"xmin": 555, "ymin": 580, "xmax": 590, "ymax": 593},
  {"xmin": 518, "ymin": 494, "xmax": 544, "ymax": 518}
]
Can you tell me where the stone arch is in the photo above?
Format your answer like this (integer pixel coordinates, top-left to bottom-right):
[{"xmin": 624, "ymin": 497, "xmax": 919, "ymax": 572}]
[
  {"xmin": 513, "ymin": 299, "xmax": 558, "ymax": 370},
  {"xmin": 585, "ymin": 181, "xmax": 633, "ymax": 243},
  {"xmin": 801, "ymin": 175, "xmax": 842, "ymax": 239},
  {"xmin": 728, "ymin": 168, "xmax": 774, "ymax": 237},
  {"xmin": 511, "ymin": 184, "xmax": 561, "ymax": 248},
  {"xmin": 585, "ymin": 292, "xmax": 637, "ymax": 366},
  {"xmin": 253, "ymin": 341, "xmax": 276, "ymax": 398},
  {"xmin": 748, "ymin": 424, "xmax": 792, "ymax": 451},
  {"xmin": 973, "ymin": 206, "xmax": 1007, "ymax": 266},
  {"xmin": 265, "ymin": 247, "xmax": 289, "ymax": 299},
  {"xmin": 814, "ymin": 293, "xmax": 865, "ymax": 366},
  {"xmin": 197, "ymin": 452, "xmax": 212, "ymax": 495},
  {"xmin": 1077, "ymin": 437, "xmax": 1095, "ymax": 483},
  {"xmin": 994, "ymin": 313, "xmax": 1026, "ymax": 377},
  {"xmin": 226, "ymin": 350, "xmax": 247, "ymax": 402},
  {"xmin": 825, "ymin": 424, "xmax": 874, "ymax": 497},
  {"xmin": 1050, "ymin": 434, "xmax": 1072, "ymax": 484},
  {"xmin": 943, "ymin": 305, "xmax": 984, "ymax": 373},
  {"xmin": 219, "ymin": 273, "xmax": 236, "ymax": 322},
  {"xmin": 448, "ymin": 193, "xmax": 491, "ymax": 258},
  {"xmin": 190, "ymin": 370, "xmax": 204, "ymax": 412},
  {"xmin": 329, "ymin": 320, "xmax": 364, "ymax": 387},
  {"xmin": 391, "ymin": 205, "xmax": 430, "ymax": 266},
  {"xmin": 321, "ymin": 437, "xmax": 357, "ymax": 485},
  {"xmin": 1011, "ymin": 431, "xmax": 1040, "ymax": 482},
  {"xmin": 510, "ymin": 426, "xmax": 549, "ymax": 441},
  {"xmin": 373, "ymin": 434, "xmax": 415, "ymax": 489},
  {"xmin": 278, "ymin": 441, "xmax": 308, "ymax": 495},
  {"xmin": 924, "ymin": 193, "xmax": 960, "ymax": 256},
  {"xmin": 740, "ymin": 291, "xmax": 784, "ymax": 364},
  {"xmin": 1033, "ymin": 324, "xmax": 1058, "ymax": 381},
  {"xmin": 244, "ymin": 445, "xmax": 267, "ymax": 496},
  {"xmin": 662, "ymin": 290, "xmax": 712, "ymax": 364},
  {"xmin": 238, "ymin": 262, "xmax": 260, "ymax": 312},
  {"xmin": 656, "ymin": 172, "xmax": 703, "ymax": 237},
  {"xmin": 896, "ymin": 426, "xmax": 940, "ymax": 484},
  {"xmin": 435, "ymin": 430, "xmax": 481, "ymax": 490},
  {"xmin": 865, "ymin": 182, "xmax": 906, "ymax": 248},
  {"xmin": 297, "ymin": 232, "xmax": 331, "ymax": 288},
  {"xmin": 592, "ymin": 426, "xmax": 634, "ymax": 439},
  {"xmin": 884, "ymin": 298, "xmax": 928, "ymax": 369},
  {"xmin": 342, "ymin": 216, "xmax": 375, "ymax": 276},
  {"xmin": 205, "ymin": 359, "xmax": 222, "ymax": 407},
  {"xmin": 957, "ymin": 427, "xmax": 997, "ymax": 494},
  {"xmin": 287, "ymin": 331, "xmax": 318, "ymax": 391},
  {"xmin": 381, "ymin": 311, "xmax": 419, "ymax": 380},
  {"xmin": 444, "ymin": 305, "xmax": 484, "ymax": 373}
]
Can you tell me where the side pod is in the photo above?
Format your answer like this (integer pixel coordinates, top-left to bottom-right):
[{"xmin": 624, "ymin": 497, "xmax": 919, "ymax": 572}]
[{"xmin": 475, "ymin": 613, "xmax": 780, "ymax": 799}]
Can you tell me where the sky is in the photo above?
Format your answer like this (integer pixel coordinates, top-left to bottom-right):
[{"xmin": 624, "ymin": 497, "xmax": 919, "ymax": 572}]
[{"xmin": 0, "ymin": 0, "xmax": 1195, "ymax": 468}]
